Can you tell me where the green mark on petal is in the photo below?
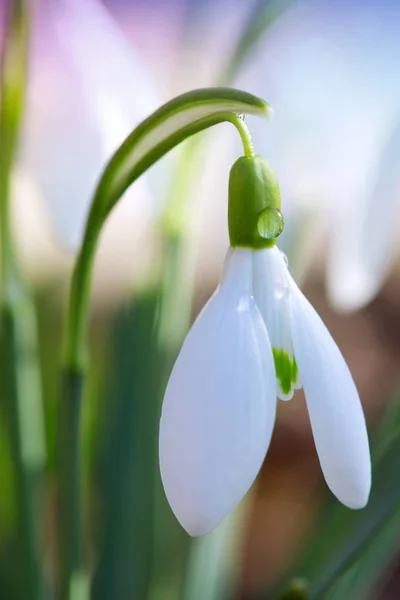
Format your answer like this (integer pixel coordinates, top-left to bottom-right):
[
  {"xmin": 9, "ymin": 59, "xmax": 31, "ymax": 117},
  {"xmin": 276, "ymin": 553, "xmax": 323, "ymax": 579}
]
[
  {"xmin": 273, "ymin": 348, "xmax": 298, "ymax": 397},
  {"xmin": 292, "ymin": 355, "xmax": 299, "ymax": 386}
]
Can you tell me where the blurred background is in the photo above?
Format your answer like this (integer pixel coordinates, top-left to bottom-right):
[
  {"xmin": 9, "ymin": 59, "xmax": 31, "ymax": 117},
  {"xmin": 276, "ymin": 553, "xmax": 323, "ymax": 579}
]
[{"xmin": 2, "ymin": 0, "xmax": 400, "ymax": 598}]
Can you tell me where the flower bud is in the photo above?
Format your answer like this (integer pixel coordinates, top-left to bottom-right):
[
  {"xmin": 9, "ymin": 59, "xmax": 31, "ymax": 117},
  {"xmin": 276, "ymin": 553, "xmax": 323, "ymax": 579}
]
[{"xmin": 228, "ymin": 154, "xmax": 283, "ymax": 249}]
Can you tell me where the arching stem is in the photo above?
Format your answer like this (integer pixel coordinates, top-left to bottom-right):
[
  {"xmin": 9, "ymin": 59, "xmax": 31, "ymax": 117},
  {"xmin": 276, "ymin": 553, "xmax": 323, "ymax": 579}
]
[{"xmin": 57, "ymin": 94, "xmax": 266, "ymax": 598}]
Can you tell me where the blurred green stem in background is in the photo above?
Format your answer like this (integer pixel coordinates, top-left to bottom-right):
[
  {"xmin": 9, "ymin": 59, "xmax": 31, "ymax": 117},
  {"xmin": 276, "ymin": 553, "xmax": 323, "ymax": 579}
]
[
  {"xmin": 0, "ymin": 1, "xmax": 47, "ymax": 599},
  {"xmin": 265, "ymin": 392, "xmax": 400, "ymax": 600},
  {"xmin": 180, "ymin": 501, "xmax": 252, "ymax": 600},
  {"xmin": 0, "ymin": 0, "xmax": 26, "ymax": 288},
  {"xmin": 220, "ymin": 0, "xmax": 296, "ymax": 84},
  {"xmin": 92, "ymin": 290, "xmax": 162, "ymax": 600},
  {"xmin": 59, "ymin": 90, "xmax": 269, "ymax": 599},
  {"xmin": 57, "ymin": 370, "xmax": 87, "ymax": 600}
]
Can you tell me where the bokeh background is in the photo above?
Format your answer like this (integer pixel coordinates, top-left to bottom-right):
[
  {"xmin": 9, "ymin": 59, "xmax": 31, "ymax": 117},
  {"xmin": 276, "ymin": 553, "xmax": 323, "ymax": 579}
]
[{"xmin": 2, "ymin": 0, "xmax": 400, "ymax": 598}]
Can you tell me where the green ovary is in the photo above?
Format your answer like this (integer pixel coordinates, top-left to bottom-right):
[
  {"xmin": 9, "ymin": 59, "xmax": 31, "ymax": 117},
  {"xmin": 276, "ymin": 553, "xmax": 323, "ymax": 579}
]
[{"xmin": 272, "ymin": 348, "xmax": 299, "ymax": 397}]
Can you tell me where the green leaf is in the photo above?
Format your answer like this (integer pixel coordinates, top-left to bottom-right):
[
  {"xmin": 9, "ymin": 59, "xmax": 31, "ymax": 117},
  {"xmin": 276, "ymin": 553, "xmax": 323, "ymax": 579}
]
[
  {"xmin": 180, "ymin": 502, "xmax": 251, "ymax": 600},
  {"xmin": 0, "ymin": 0, "xmax": 28, "ymax": 166},
  {"xmin": 324, "ymin": 506, "xmax": 400, "ymax": 600},
  {"xmin": 0, "ymin": 0, "xmax": 29, "ymax": 292},
  {"xmin": 0, "ymin": 3, "xmax": 48, "ymax": 599},
  {"xmin": 265, "ymin": 393, "xmax": 400, "ymax": 600},
  {"xmin": 311, "ymin": 395, "xmax": 400, "ymax": 600},
  {"xmin": 92, "ymin": 290, "xmax": 162, "ymax": 600},
  {"xmin": 219, "ymin": 0, "xmax": 296, "ymax": 84}
]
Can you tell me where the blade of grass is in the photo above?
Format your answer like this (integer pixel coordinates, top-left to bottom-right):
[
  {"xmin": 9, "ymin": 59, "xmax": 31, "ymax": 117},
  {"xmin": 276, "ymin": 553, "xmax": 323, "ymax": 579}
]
[
  {"xmin": 324, "ymin": 506, "xmax": 400, "ymax": 600},
  {"xmin": 0, "ymin": 299, "xmax": 47, "ymax": 600},
  {"xmin": 0, "ymin": 2, "xmax": 47, "ymax": 598},
  {"xmin": 219, "ymin": 0, "xmax": 296, "ymax": 84},
  {"xmin": 261, "ymin": 393, "xmax": 400, "ymax": 600},
  {"xmin": 92, "ymin": 290, "xmax": 161, "ymax": 600}
]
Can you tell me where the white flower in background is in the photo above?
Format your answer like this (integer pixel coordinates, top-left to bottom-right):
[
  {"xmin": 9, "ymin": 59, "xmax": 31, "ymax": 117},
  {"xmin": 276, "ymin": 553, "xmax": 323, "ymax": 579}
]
[
  {"xmin": 326, "ymin": 118, "xmax": 400, "ymax": 311},
  {"xmin": 235, "ymin": 0, "xmax": 400, "ymax": 310},
  {"xmin": 159, "ymin": 154, "xmax": 371, "ymax": 536},
  {"xmin": 21, "ymin": 0, "xmax": 159, "ymax": 251}
]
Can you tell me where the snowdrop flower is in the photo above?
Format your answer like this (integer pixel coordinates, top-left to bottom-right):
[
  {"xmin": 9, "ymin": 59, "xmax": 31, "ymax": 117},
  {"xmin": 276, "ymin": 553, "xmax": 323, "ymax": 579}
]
[{"xmin": 159, "ymin": 153, "xmax": 371, "ymax": 536}]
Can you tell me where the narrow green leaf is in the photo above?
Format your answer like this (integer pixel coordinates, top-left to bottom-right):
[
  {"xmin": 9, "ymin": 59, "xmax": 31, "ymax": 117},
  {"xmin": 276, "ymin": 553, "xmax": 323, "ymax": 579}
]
[
  {"xmin": 309, "ymin": 394, "xmax": 400, "ymax": 600},
  {"xmin": 92, "ymin": 290, "xmax": 162, "ymax": 600},
  {"xmin": 0, "ymin": 0, "xmax": 28, "ymax": 290},
  {"xmin": 180, "ymin": 503, "xmax": 251, "ymax": 600},
  {"xmin": 0, "ymin": 0, "xmax": 28, "ymax": 162},
  {"xmin": 325, "ymin": 507, "xmax": 400, "ymax": 600},
  {"xmin": 264, "ymin": 393, "xmax": 400, "ymax": 600},
  {"xmin": 219, "ymin": 0, "xmax": 296, "ymax": 84},
  {"xmin": 0, "ymin": 3, "xmax": 47, "ymax": 599}
]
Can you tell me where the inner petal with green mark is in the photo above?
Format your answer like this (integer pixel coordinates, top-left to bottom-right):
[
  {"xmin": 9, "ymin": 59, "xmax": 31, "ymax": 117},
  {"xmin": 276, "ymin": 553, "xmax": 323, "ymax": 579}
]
[
  {"xmin": 252, "ymin": 246, "xmax": 302, "ymax": 401},
  {"xmin": 272, "ymin": 348, "xmax": 300, "ymax": 401}
]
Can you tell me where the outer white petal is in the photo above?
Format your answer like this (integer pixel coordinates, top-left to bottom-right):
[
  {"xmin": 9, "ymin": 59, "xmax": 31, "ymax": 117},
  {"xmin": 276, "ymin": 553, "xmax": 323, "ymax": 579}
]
[
  {"xmin": 289, "ymin": 279, "xmax": 371, "ymax": 509},
  {"xmin": 159, "ymin": 248, "xmax": 276, "ymax": 536}
]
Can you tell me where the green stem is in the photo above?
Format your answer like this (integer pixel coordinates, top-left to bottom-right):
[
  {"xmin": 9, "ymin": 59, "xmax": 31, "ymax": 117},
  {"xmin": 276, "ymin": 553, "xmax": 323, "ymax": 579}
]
[
  {"xmin": 229, "ymin": 114, "xmax": 254, "ymax": 157},
  {"xmin": 0, "ymin": 1, "xmax": 46, "ymax": 598},
  {"xmin": 57, "ymin": 219, "xmax": 97, "ymax": 598},
  {"xmin": 59, "ymin": 101, "xmax": 260, "ymax": 598},
  {"xmin": 57, "ymin": 370, "xmax": 88, "ymax": 600},
  {"xmin": 64, "ymin": 112, "xmax": 256, "ymax": 372},
  {"xmin": 0, "ymin": 299, "xmax": 46, "ymax": 600},
  {"xmin": 63, "ymin": 230, "xmax": 99, "ymax": 372}
]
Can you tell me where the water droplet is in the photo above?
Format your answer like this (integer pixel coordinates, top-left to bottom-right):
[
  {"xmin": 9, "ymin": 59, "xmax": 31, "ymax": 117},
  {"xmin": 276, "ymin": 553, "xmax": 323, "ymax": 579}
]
[
  {"xmin": 274, "ymin": 282, "xmax": 289, "ymax": 300},
  {"xmin": 257, "ymin": 207, "xmax": 284, "ymax": 240},
  {"xmin": 281, "ymin": 251, "xmax": 289, "ymax": 267}
]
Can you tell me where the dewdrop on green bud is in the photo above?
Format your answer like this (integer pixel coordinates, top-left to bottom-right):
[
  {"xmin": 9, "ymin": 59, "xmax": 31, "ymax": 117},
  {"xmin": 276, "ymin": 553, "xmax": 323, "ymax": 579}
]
[
  {"xmin": 228, "ymin": 155, "xmax": 284, "ymax": 248},
  {"xmin": 159, "ymin": 147, "xmax": 371, "ymax": 538}
]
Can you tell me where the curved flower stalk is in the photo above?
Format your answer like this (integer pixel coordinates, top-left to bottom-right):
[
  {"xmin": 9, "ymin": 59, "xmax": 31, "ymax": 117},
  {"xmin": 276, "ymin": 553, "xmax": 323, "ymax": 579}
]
[
  {"xmin": 58, "ymin": 87, "xmax": 271, "ymax": 598},
  {"xmin": 159, "ymin": 153, "xmax": 372, "ymax": 536}
]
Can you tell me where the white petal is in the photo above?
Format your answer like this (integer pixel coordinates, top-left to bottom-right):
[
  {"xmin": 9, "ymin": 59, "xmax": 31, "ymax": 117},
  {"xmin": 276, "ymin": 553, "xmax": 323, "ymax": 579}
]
[
  {"xmin": 253, "ymin": 247, "xmax": 300, "ymax": 401},
  {"xmin": 289, "ymin": 279, "xmax": 371, "ymax": 509},
  {"xmin": 159, "ymin": 248, "xmax": 277, "ymax": 536}
]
